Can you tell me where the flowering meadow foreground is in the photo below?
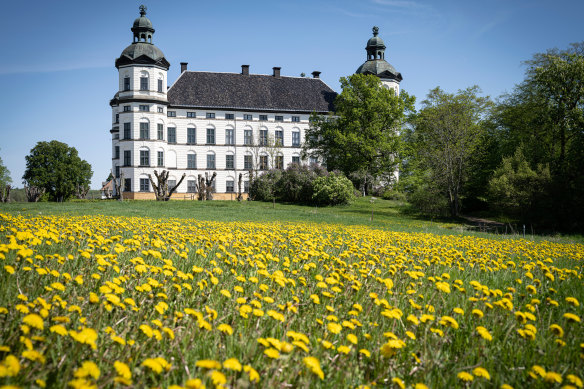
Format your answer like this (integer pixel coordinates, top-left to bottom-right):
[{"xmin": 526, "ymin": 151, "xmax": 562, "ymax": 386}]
[{"xmin": 0, "ymin": 212, "xmax": 582, "ymax": 389}]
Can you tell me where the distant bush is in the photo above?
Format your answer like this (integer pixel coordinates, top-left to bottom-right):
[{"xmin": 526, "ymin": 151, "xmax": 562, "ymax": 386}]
[
  {"xmin": 312, "ymin": 172, "xmax": 355, "ymax": 206},
  {"xmin": 382, "ymin": 189, "xmax": 406, "ymax": 202},
  {"xmin": 275, "ymin": 163, "xmax": 328, "ymax": 203},
  {"xmin": 249, "ymin": 170, "xmax": 282, "ymax": 201}
]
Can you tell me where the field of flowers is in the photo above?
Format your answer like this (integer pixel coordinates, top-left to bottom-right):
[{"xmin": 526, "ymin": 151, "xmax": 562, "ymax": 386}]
[{"xmin": 0, "ymin": 212, "xmax": 582, "ymax": 388}]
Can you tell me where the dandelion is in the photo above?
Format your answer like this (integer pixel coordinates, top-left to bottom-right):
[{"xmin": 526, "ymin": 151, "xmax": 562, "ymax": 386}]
[
  {"xmin": 195, "ymin": 360, "xmax": 221, "ymax": 369},
  {"xmin": 264, "ymin": 348, "xmax": 280, "ymax": 359},
  {"xmin": 217, "ymin": 323, "xmax": 233, "ymax": 336},
  {"xmin": 476, "ymin": 326, "xmax": 493, "ymax": 341},
  {"xmin": 457, "ymin": 372, "xmax": 474, "ymax": 382},
  {"xmin": 544, "ymin": 371, "xmax": 562, "ymax": 384},
  {"xmin": 563, "ymin": 313, "xmax": 581, "ymax": 323},
  {"xmin": 244, "ymin": 365, "xmax": 260, "ymax": 383},
  {"xmin": 114, "ymin": 361, "xmax": 131, "ymax": 380},
  {"xmin": 303, "ymin": 356, "xmax": 324, "ymax": 380},
  {"xmin": 22, "ymin": 314, "xmax": 44, "ymax": 330},
  {"xmin": 223, "ymin": 358, "xmax": 242, "ymax": 371},
  {"xmin": 74, "ymin": 361, "xmax": 100, "ymax": 380},
  {"xmin": 209, "ymin": 370, "xmax": 226, "ymax": 386},
  {"xmin": 472, "ymin": 367, "xmax": 490, "ymax": 380},
  {"xmin": 549, "ymin": 324, "xmax": 564, "ymax": 338}
]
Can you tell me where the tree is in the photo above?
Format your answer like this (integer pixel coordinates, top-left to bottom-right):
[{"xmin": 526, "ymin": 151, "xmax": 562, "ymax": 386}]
[
  {"xmin": 0, "ymin": 151, "xmax": 11, "ymax": 202},
  {"xmin": 305, "ymin": 74, "xmax": 414, "ymax": 193},
  {"xmin": 148, "ymin": 170, "xmax": 186, "ymax": 201},
  {"xmin": 22, "ymin": 141, "xmax": 93, "ymax": 202},
  {"xmin": 409, "ymin": 86, "xmax": 492, "ymax": 217}
]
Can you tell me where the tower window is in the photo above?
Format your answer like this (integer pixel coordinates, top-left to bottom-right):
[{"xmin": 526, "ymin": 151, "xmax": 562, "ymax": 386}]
[
  {"xmin": 206, "ymin": 128, "xmax": 215, "ymax": 145},
  {"xmin": 140, "ymin": 77, "xmax": 149, "ymax": 91},
  {"xmin": 139, "ymin": 105, "xmax": 149, "ymax": 112},
  {"xmin": 158, "ymin": 79, "xmax": 163, "ymax": 93},
  {"xmin": 123, "ymin": 77, "xmax": 130, "ymax": 91},
  {"xmin": 259, "ymin": 115, "xmax": 268, "ymax": 121},
  {"xmin": 139, "ymin": 122, "xmax": 149, "ymax": 139},
  {"xmin": 292, "ymin": 116, "xmax": 300, "ymax": 122},
  {"xmin": 187, "ymin": 112, "xmax": 196, "ymax": 118},
  {"xmin": 167, "ymin": 111, "xmax": 176, "ymax": 117},
  {"xmin": 206, "ymin": 113, "xmax": 215, "ymax": 119},
  {"xmin": 123, "ymin": 106, "xmax": 131, "ymax": 112},
  {"xmin": 244, "ymin": 114, "xmax": 253, "ymax": 121},
  {"xmin": 275, "ymin": 116, "xmax": 284, "ymax": 122},
  {"xmin": 225, "ymin": 113, "xmax": 234, "ymax": 120}
]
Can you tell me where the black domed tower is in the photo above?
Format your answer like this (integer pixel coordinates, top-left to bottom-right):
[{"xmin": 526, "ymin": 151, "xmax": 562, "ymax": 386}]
[{"xmin": 356, "ymin": 26, "xmax": 402, "ymax": 94}]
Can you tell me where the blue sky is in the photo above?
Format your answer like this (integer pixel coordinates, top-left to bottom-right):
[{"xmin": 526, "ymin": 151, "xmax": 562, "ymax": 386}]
[{"xmin": 0, "ymin": 0, "xmax": 582, "ymax": 189}]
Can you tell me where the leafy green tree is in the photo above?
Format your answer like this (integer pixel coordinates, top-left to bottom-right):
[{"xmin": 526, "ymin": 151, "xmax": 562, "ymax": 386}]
[
  {"xmin": 305, "ymin": 74, "xmax": 414, "ymax": 193},
  {"xmin": 488, "ymin": 148, "xmax": 552, "ymax": 222},
  {"xmin": 0, "ymin": 150, "xmax": 12, "ymax": 202},
  {"xmin": 312, "ymin": 172, "xmax": 355, "ymax": 206},
  {"xmin": 407, "ymin": 86, "xmax": 492, "ymax": 216},
  {"xmin": 23, "ymin": 141, "xmax": 93, "ymax": 202},
  {"xmin": 491, "ymin": 42, "xmax": 584, "ymax": 229}
]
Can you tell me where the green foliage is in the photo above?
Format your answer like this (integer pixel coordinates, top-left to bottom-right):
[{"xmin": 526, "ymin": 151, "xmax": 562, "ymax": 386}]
[
  {"xmin": 405, "ymin": 86, "xmax": 492, "ymax": 216},
  {"xmin": 312, "ymin": 172, "xmax": 355, "ymax": 206},
  {"xmin": 488, "ymin": 148, "xmax": 552, "ymax": 222},
  {"xmin": 305, "ymin": 74, "xmax": 415, "ymax": 188},
  {"xmin": 249, "ymin": 170, "xmax": 282, "ymax": 202},
  {"xmin": 274, "ymin": 163, "xmax": 327, "ymax": 204},
  {"xmin": 0, "ymin": 151, "xmax": 11, "ymax": 187},
  {"xmin": 22, "ymin": 140, "xmax": 93, "ymax": 202}
]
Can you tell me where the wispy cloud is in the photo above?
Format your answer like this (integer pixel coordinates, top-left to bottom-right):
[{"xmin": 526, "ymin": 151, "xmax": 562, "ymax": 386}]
[
  {"xmin": 330, "ymin": 6, "xmax": 375, "ymax": 18},
  {"xmin": 470, "ymin": 11, "xmax": 513, "ymax": 41},
  {"xmin": 371, "ymin": 0, "xmax": 429, "ymax": 10}
]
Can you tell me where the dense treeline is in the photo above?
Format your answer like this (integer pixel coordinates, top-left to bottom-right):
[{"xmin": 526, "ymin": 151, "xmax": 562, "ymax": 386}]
[{"xmin": 400, "ymin": 42, "xmax": 584, "ymax": 231}]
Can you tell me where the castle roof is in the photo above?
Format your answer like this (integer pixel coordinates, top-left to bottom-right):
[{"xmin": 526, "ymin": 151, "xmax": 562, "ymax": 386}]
[{"xmin": 167, "ymin": 71, "xmax": 336, "ymax": 113}]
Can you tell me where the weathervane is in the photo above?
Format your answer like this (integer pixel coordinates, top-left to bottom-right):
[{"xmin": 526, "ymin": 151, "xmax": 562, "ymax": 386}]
[
  {"xmin": 372, "ymin": 26, "xmax": 379, "ymax": 36},
  {"xmin": 139, "ymin": 5, "xmax": 147, "ymax": 16}
]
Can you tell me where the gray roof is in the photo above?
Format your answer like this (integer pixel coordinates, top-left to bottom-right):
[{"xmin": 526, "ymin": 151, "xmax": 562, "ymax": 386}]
[
  {"xmin": 115, "ymin": 42, "xmax": 170, "ymax": 69},
  {"xmin": 167, "ymin": 71, "xmax": 336, "ymax": 113},
  {"xmin": 356, "ymin": 59, "xmax": 403, "ymax": 81}
]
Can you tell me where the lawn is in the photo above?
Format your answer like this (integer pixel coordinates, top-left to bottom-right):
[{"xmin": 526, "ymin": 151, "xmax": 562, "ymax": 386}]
[{"xmin": 0, "ymin": 200, "xmax": 582, "ymax": 388}]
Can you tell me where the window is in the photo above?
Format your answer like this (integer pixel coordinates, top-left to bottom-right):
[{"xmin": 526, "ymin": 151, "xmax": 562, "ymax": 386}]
[
  {"xmin": 167, "ymin": 127, "xmax": 176, "ymax": 144},
  {"xmin": 292, "ymin": 116, "xmax": 300, "ymax": 122},
  {"xmin": 140, "ymin": 150, "xmax": 150, "ymax": 166},
  {"xmin": 207, "ymin": 154, "xmax": 215, "ymax": 169},
  {"xmin": 225, "ymin": 113, "xmax": 234, "ymax": 120},
  {"xmin": 157, "ymin": 124, "xmax": 164, "ymax": 140},
  {"xmin": 168, "ymin": 180, "xmax": 176, "ymax": 190},
  {"xmin": 187, "ymin": 180, "xmax": 197, "ymax": 193},
  {"xmin": 157, "ymin": 107, "xmax": 164, "ymax": 113},
  {"xmin": 259, "ymin": 129, "xmax": 268, "ymax": 146},
  {"xmin": 275, "ymin": 155, "xmax": 284, "ymax": 169},
  {"xmin": 226, "ymin": 180, "xmax": 234, "ymax": 193},
  {"xmin": 244, "ymin": 114, "xmax": 253, "ymax": 121},
  {"xmin": 244, "ymin": 181, "xmax": 249, "ymax": 193},
  {"xmin": 244, "ymin": 155, "xmax": 252, "ymax": 170},
  {"xmin": 187, "ymin": 153, "xmax": 196, "ymax": 169},
  {"xmin": 226, "ymin": 155, "xmax": 234, "ymax": 169},
  {"xmin": 259, "ymin": 115, "xmax": 268, "ymax": 121},
  {"xmin": 187, "ymin": 112, "xmax": 196, "ymax": 118},
  {"xmin": 140, "ymin": 178, "xmax": 149, "ymax": 192},
  {"xmin": 124, "ymin": 178, "xmax": 131, "ymax": 192},
  {"xmin": 275, "ymin": 130, "xmax": 283, "ymax": 146},
  {"xmin": 123, "ymin": 77, "xmax": 130, "ymax": 91},
  {"xmin": 158, "ymin": 79, "xmax": 163, "ymax": 93},
  {"xmin": 139, "ymin": 122, "xmax": 149, "ymax": 139},
  {"xmin": 244, "ymin": 130, "xmax": 253, "ymax": 145},
  {"xmin": 114, "ymin": 165, "xmax": 120, "ymax": 178},
  {"xmin": 292, "ymin": 156, "xmax": 300, "ymax": 164},
  {"xmin": 115, "ymin": 114, "xmax": 119, "ymax": 124},
  {"xmin": 292, "ymin": 131, "xmax": 300, "ymax": 147},
  {"xmin": 123, "ymin": 150, "xmax": 131, "ymax": 166},
  {"xmin": 123, "ymin": 105, "xmax": 131, "ymax": 112},
  {"xmin": 167, "ymin": 111, "xmax": 176, "ymax": 117},
  {"xmin": 123, "ymin": 123, "xmax": 131, "ymax": 139},
  {"xmin": 114, "ymin": 146, "xmax": 120, "ymax": 159},
  {"xmin": 140, "ymin": 77, "xmax": 148, "ymax": 91},
  {"xmin": 310, "ymin": 156, "xmax": 318, "ymax": 165},
  {"xmin": 260, "ymin": 155, "xmax": 268, "ymax": 170},
  {"xmin": 206, "ymin": 128, "xmax": 215, "ymax": 144},
  {"xmin": 139, "ymin": 105, "xmax": 149, "ymax": 112},
  {"xmin": 225, "ymin": 128, "xmax": 234, "ymax": 145},
  {"xmin": 275, "ymin": 115, "xmax": 284, "ymax": 122},
  {"xmin": 187, "ymin": 128, "xmax": 196, "ymax": 144},
  {"xmin": 206, "ymin": 112, "xmax": 215, "ymax": 119},
  {"xmin": 157, "ymin": 151, "xmax": 164, "ymax": 167}
]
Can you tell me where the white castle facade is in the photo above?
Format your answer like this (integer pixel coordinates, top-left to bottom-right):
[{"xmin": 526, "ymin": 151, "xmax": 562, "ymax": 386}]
[{"xmin": 110, "ymin": 7, "xmax": 401, "ymax": 199}]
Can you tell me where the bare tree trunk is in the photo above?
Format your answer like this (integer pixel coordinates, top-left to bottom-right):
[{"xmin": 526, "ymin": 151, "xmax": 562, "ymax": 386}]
[
  {"xmin": 113, "ymin": 171, "xmax": 124, "ymax": 201},
  {"xmin": 205, "ymin": 172, "xmax": 217, "ymax": 200},
  {"xmin": 149, "ymin": 170, "xmax": 186, "ymax": 201},
  {"xmin": 75, "ymin": 184, "xmax": 90, "ymax": 199},
  {"xmin": 197, "ymin": 174, "xmax": 205, "ymax": 201},
  {"xmin": 237, "ymin": 173, "xmax": 243, "ymax": 201},
  {"xmin": 0, "ymin": 185, "xmax": 10, "ymax": 203},
  {"xmin": 25, "ymin": 185, "xmax": 45, "ymax": 202}
]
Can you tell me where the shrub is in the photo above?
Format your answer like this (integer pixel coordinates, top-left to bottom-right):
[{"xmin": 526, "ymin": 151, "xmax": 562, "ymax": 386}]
[
  {"xmin": 312, "ymin": 172, "xmax": 355, "ymax": 206},
  {"xmin": 382, "ymin": 189, "xmax": 407, "ymax": 202},
  {"xmin": 275, "ymin": 163, "xmax": 328, "ymax": 203},
  {"xmin": 249, "ymin": 170, "xmax": 282, "ymax": 201}
]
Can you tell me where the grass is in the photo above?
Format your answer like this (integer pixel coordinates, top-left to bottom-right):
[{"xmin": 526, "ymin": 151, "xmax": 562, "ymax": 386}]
[
  {"xmin": 0, "ymin": 211, "xmax": 582, "ymax": 388},
  {"xmin": 1, "ymin": 197, "xmax": 582, "ymax": 244}
]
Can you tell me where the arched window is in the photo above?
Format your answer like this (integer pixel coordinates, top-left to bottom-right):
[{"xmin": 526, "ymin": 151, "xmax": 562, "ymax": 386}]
[
  {"xmin": 206, "ymin": 152, "xmax": 216, "ymax": 169},
  {"xmin": 187, "ymin": 152, "xmax": 197, "ymax": 169},
  {"xmin": 140, "ymin": 71, "xmax": 149, "ymax": 91},
  {"xmin": 139, "ymin": 147, "xmax": 150, "ymax": 167}
]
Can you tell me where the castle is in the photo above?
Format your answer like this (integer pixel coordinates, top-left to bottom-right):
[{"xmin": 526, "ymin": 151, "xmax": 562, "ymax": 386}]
[{"xmin": 110, "ymin": 6, "xmax": 401, "ymax": 199}]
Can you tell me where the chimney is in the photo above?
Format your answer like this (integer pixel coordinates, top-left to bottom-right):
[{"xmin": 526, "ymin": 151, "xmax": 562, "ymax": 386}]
[
  {"xmin": 312, "ymin": 71, "xmax": 321, "ymax": 79},
  {"xmin": 272, "ymin": 67, "xmax": 281, "ymax": 78},
  {"xmin": 180, "ymin": 62, "xmax": 188, "ymax": 73},
  {"xmin": 241, "ymin": 65, "xmax": 249, "ymax": 75}
]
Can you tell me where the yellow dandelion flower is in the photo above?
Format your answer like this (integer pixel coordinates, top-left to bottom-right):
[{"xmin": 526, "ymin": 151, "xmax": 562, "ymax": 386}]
[
  {"xmin": 566, "ymin": 297, "xmax": 579, "ymax": 307},
  {"xmin": 347, "ymin": 334, "xmax": 358, "ymax": 344},
  {"xmin": 209, "ymin": 370, "xmax": 226, "ymax": 386},
  {"xmin": 195, "ymin": 360, "xmax": 221, "ymax": 370},
  {"xmin": 74, "ymin": 361, "xmax": 100, "ymax": 380},
  {"xmin": 223, "ymin": 358, "xmax": 242, "ymax": 371},
  {"xmin": 391, "ymin": 377, "xmax": 405, "ymax": 389},
  {"xmin": 457, "ymin": 372, "xmax": 474, "ymax": 382},
  {"xmin": 337, "ymin": 345, "xmax": 351, "ymax": 354},
  {"xmin": 529, "ymin": 365, "xmax": 546, "ymax": 379},
  {"xmin": 472, "ymin": 309, "xmax": 484, "ymax": 318},
  {"xmin": 114, "ymin": 361, "xmax": 131, "ymax": 380},
  {"xmin": 567, "ymin": 374, "xmax": 583, "ymax": 388},
  {"xmin": 453, "ymin": 307, "xmax": 464, "ymax": 315},
  {"xmin": 476, "ymin": 326, "xmax": 493, "ymax": 341},
  {"xmin": 564, "ymin": 313, "xmax": 580, "ymax": 323},
  {"xmin": 264, "ymin": 348, "xmax": 280, "ymax": 359},
  {"xmin": 244, "ymin": 365, "xmax": 260, "ymax": 383},
  {"xmin": 217, "ymin": 323, "xmax": 233, "ymax": 336},
  {"xmin": 22, "ymin": 314, "xmax": 44, "ymax": 330},
  {"xmin": 549, "ymin": 324, "xmax": 564, "ymax": 338},
  {"xmin": 321, "ymin": 340, "xmax": 334, "ymax": 350},
  {"xmin": 359, "ymin": 349, "xmax": 371, "ymax": 358},
  {"xmin": 544, "ymin": 371, "xmax": 562, "ymax": 384},
  {"xmin": 303, "ymin": 356, "xmax": 324, "ymax": 380},
  {"xmin": 473, "ymin": 367, "xmax": 490, "ymax": 380},
  {"xmin": 185, "ymin": 378, "xmax": 204, "ymax": 388},
  {"xmin": 0, "ymin": 355, "xmax": 20, "ymax": 377},
  {"xmin": 327, "ymin": 322, "xmax": 342, "ymax": 334}
]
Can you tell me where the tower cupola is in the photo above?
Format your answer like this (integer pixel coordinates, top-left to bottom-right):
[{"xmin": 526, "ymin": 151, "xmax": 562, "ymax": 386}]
[
  {"xmin": 115, "ymin": 5, "xmax": 170, "ymax": 70},
  {"xmin": 356, "ymin": 26, "xmax": 402, "ymax": 83}
]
